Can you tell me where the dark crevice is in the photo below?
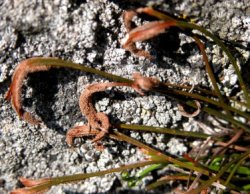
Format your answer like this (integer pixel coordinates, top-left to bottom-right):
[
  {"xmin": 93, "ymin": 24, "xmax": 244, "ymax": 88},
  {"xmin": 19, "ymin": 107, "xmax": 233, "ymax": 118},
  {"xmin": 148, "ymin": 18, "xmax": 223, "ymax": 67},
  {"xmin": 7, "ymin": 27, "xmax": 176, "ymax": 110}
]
[
  {"xmin": 14, "ymin": 30, "xmax": 26, "ymax": 48},
  {"xmin": 67, "ymin": 0, "xmax": 87, "ymax": 12},
  {"xmin": 25, "ymin": 68, "xmax": 82, "ymax": 133}
]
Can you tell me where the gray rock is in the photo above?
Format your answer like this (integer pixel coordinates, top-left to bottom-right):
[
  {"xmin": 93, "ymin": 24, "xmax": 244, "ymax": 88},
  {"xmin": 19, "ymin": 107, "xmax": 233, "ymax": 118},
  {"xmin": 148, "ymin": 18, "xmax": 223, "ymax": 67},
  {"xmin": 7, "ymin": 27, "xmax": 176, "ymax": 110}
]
[{"xmin": 0, "ymin": 0, "xmax": 249, "ymax": 193}]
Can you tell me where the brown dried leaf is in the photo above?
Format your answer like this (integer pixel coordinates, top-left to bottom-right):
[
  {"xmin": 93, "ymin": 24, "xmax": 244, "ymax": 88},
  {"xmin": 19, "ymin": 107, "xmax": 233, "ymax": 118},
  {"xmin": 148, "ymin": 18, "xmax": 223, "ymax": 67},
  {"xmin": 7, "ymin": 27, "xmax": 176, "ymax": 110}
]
[
  {"xmin": 10, "ymin": 177, "xmax": 50, "ymax": 194},
  {"xmin": 121, "ymin": 9, "xmax": 176, "ymax": 59},
  {"xmin": 5, "ymin": 58, "xmax": 53, "ymax": 124},
  {"xmin": 132, "ymin": 72, "xmax": 160, "ymax": 95},
  {"xmin": 67, "ymin": 74, "xmax": 160, "ymax": 146},
  {"xmin": 67, "ymin": 82, "xmax": 131, "ymax": 146},
  {"xmin": 66, "ymin": 125, "xmax": 99, "ymax": 146},
  {"xmin": 19, "ymin": 177, "xmax": 50, "ymax": 187},
  {"xmin": 178, "ymin": 100, "xmax": 201, "ymax": 118}
]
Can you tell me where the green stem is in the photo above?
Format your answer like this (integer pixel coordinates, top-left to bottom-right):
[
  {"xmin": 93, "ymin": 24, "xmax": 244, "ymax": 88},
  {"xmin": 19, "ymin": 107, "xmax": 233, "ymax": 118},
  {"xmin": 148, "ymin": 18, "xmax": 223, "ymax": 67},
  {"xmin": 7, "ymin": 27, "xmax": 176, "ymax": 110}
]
[
  {"xmin": 146, "ymin": 175, "xmax": 191, "ymax": 190},
  {"xmin": 186, "ymin": 150, "xmax": 250, "ymax": 194},
  {"xmin": 146, "ymin": 174, "xmax": 242, "ymax": 191},
  {"xmin": 111, "ymin": 131, "xmax": 210, "ymax": 176},
  {"xmin": 139, "ymin": 8, "xmax": 249, "ymax": 107},
  {"xmin": 31, "ymin": 57, "xmax": 132, "ymax": 83},
  {"xmin": 33, "ymin": 57, "xmax": 250, "ymax": 120},
  {"xmin": 32, "ymin": 57, "xmax": 250, "ymax": 131},
  {"xmin": 186, "ymin": 100, "xmax": 250, "ymax": 132},
  {"xmin": 193, "ymin": 35, "xmax": 232, "ymax": 117},
  {"xmin": 137, "ymin": 164, "xmax": 164, "ymax": 178},
  {"xmin": 224, "ymin": 155, "xmax": 247, "ymax": 186},
  {"xmin": 115, "ymin": 123, "xmax": 215, "ymax": 140},
  {"xmin": 163, "ymin": 82, "xmax": 217, "ymax": 97},
  {"xmin": 176, "ymin": 21, "xmax": 250, "ymax": 107},
  {"xmin": 27, "ymin": 160, "xmax": 158, "ymax": 192},
  {"xmin": 156, "ymin": 87, "xmax": 250, "ymax": 120}
]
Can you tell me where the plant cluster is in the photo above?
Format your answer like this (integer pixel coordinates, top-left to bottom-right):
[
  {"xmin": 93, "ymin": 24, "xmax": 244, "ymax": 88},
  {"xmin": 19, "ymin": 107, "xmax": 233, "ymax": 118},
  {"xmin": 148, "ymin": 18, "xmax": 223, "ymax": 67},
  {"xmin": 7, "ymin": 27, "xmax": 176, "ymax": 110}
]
[{"xmin": 6, "ymin": 7, "xmax": 250, "ymax": 194}]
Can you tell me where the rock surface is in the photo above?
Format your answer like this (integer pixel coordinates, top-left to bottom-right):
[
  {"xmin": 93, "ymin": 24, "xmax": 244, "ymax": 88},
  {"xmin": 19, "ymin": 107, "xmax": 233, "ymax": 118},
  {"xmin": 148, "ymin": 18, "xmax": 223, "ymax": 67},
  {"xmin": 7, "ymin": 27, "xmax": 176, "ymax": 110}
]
[{"xmin": 0, "ymin": 0, "xmax": 249, "ymax": 193}]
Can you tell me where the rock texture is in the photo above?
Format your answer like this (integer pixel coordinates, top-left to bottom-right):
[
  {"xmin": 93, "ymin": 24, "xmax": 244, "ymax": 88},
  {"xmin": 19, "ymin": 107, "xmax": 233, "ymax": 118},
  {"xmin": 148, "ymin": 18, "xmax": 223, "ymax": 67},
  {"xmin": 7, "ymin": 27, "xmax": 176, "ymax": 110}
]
[{"xmin": 0, "ymin": 0, "xmax": 249, "ymax": 193}]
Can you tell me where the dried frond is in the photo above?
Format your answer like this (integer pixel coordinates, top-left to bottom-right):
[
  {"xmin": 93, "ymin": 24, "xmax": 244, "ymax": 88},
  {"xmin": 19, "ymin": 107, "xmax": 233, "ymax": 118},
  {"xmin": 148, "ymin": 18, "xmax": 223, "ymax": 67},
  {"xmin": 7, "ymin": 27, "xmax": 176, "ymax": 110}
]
[
  {"xmin": 10, "ymin": 177, "xmax": 50, "ymax": 194},
  {"xmin": 67, "ymin": 82, "xmax": 131, "ymax": 146},
  {"xmin": 5, "ymin": 58, "xmax": 53, "ymax": 124},
  {"xmin": 67, "ymin": 73, "xmax": 160, "ymax": 146},
  {"xmin": 18, "ymin": 177, "xmax": 50, "ymax": 187},
  {"xmin": 121, "ymin": 9, "xmax": 176, "ymax": 59},
  {"xmin": 66, "ymin": 125, "xmax": 100, "ymax": 146},
  {"xmin": 132, "ymin": 72, "xmax": 160, "ymax": 95},
  {"xmin": 178, "ymin": 100, "xmax": 201, "ymax": 118},
  {"xmin": 122, "ymin": 10, "xmax": 137, "ymax": 32}
]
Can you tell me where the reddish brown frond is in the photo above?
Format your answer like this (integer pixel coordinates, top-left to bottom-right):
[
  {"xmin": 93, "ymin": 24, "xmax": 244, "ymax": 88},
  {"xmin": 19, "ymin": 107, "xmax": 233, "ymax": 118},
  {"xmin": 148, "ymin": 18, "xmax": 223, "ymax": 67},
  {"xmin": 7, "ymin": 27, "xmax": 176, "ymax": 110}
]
[
  {"xmin": 76, "ymin": 82, "xmax": 131, "ymax": 145},
  {"xmin": 132, "ymin": 72, "xmax": 160, "ymax": 95},
  {"xmin": 178, "ymin": 100, "xmax": 201, "ymax": 118},
  {"xmin": 69, "ymin": 75, "xmax": 160, "ymax": 146},
  {"xmin": 121, "ymin": 8, "xmax": 177, "ymax": 59},
  {"xmin": 19, "ymin": 177, "xmax": 50, "ymax": 187},
  {"xmin": 10, "ymin": 177, "xmax": 50, "ymax": 194},
  {"xmin": 5, "ymin": 58, "xmax": 52, "ymax": 124},
  {"xmin": 66, "ymin": 125, "xmax": 99, "ymax": 146}
]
